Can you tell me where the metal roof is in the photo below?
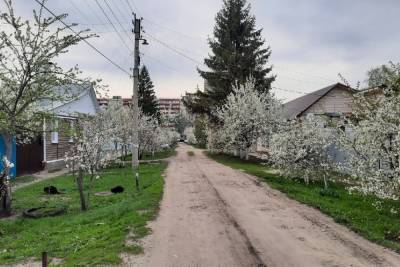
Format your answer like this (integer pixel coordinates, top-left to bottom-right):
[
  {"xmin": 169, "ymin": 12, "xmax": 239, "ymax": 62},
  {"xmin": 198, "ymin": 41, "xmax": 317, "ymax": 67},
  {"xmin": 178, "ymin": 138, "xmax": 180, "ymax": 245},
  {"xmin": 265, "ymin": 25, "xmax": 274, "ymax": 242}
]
[{"xmin": 282, "ymin": 83, "xmax": 352, "ymax": 120}]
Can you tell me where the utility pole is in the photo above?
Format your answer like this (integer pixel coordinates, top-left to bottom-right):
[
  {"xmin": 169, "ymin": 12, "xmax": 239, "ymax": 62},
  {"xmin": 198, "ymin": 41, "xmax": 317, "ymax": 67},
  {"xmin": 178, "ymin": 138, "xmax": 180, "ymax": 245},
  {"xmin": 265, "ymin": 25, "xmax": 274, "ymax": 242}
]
[{"xmin": 131, "ymin": 14, "xmax": 148, "ymax": 191}]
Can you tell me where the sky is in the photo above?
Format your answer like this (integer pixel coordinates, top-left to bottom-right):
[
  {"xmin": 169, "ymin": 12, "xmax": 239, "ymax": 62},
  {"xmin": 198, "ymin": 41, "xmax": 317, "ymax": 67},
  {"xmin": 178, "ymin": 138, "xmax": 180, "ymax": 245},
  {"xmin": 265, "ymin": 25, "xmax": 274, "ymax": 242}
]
[{"xmin": 3, "ymin": 0, "xmax": 400, "ymax": 102}]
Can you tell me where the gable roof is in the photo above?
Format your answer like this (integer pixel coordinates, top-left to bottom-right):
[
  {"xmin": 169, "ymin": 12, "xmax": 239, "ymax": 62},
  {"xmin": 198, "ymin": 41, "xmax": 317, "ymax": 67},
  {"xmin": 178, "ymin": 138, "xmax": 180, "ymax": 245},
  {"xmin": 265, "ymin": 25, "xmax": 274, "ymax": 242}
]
[
  {"xmin": 282, "ymin": 83, "xmax": 353, "ymax": 120},
  {"xmin": 39, "ymin": 84, "xmax": 100, "ymax": 117}
]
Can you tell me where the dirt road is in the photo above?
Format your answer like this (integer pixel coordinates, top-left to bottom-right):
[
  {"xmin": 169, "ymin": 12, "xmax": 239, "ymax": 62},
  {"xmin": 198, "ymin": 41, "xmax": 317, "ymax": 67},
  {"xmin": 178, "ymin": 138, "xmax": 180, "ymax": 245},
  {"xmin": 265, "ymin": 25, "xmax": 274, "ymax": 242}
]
[{"xmin": 124, "ymin": 144, "xmax": 400, "ymax": 267}]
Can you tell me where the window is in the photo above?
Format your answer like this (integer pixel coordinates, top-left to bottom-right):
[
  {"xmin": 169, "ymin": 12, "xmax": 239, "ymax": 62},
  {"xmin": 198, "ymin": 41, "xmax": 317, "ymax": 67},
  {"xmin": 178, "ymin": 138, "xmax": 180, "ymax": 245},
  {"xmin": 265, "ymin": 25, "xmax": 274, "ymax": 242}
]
[
  {"xmin": 69, "ymin": 120, "xmax": 75, "ymax": 143},
  {"xmin": 51, "ymin": 119, "xmax": 59, "ymax": 144}
]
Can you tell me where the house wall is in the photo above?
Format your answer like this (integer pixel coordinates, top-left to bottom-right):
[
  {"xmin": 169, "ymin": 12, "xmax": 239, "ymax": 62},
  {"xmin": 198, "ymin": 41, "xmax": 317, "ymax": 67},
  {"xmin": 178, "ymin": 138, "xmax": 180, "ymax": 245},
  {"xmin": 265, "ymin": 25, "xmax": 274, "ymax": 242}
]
[
  {"xmin": 44, "ymin": 118, "xmax": 75, "ymax": 171},
  {"xmin": 301, "ymin": 87, "xmax": 354, "ymax": 168},
  {"xmin": 301, "ymin": 87, "xmax": 354, "ymax": 116}
]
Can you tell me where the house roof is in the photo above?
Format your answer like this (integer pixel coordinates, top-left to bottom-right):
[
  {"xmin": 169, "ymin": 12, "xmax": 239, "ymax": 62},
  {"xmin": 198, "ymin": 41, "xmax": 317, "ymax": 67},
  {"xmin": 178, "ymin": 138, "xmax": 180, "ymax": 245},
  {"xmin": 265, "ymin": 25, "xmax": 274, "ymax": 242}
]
[
  {"xmin": 39, "ymin": 84, "xmax": 100, "ymax": 116},
  {"xmin": 282, "ymin": 83, "xmax": 353, "ymax": 120}
]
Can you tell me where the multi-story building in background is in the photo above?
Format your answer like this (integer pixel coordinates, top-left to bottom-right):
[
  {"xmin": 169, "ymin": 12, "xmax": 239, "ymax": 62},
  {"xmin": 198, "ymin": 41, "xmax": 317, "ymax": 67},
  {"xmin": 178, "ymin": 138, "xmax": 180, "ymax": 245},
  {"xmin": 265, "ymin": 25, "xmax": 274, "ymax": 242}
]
[
  {"xmin": 98, "ymin": 96, "xmax": 183, "ymax": 117},
  {"xmin": 158, "ymin": 98, "xmax": 181, "ymax": 117},
  {"xmin": 98, "ymin": 96, "xmax": 132, "ymax": 110}
]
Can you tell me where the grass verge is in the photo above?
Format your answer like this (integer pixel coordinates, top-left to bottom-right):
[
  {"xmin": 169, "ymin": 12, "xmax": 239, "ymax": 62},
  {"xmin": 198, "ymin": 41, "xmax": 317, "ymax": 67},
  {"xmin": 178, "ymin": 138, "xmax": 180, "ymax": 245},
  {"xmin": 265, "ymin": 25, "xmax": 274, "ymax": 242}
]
[
  {"xmin": 207, "ymin": 152, "xmax": 400, "ymax": 252},
  {"xmin": 122, "ymin": 147, "xmax": 177, "ymax": 161},
  {"xmin": 10, "ymin": 175, "xmax": 36, "ymax": 187},
  {"xmin": 0, "ymin": 163, "xmax": 167, "ymax": 266}
]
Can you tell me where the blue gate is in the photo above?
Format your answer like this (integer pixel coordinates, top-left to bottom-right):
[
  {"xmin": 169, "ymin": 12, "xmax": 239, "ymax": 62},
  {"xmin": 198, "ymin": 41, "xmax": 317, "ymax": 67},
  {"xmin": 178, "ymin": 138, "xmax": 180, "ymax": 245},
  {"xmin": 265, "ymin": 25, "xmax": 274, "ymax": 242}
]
[{"xmin": 0, "ymin": 135, "xmax": 16, "ymax": 178}]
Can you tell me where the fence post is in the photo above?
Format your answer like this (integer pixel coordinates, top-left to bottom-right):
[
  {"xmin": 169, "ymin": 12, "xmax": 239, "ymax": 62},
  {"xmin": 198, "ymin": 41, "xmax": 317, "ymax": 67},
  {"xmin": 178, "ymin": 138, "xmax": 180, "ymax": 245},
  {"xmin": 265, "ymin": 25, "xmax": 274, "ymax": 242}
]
[{"xmin": 41, "ymin": 251, "xmax": 47, "ymax": 267}]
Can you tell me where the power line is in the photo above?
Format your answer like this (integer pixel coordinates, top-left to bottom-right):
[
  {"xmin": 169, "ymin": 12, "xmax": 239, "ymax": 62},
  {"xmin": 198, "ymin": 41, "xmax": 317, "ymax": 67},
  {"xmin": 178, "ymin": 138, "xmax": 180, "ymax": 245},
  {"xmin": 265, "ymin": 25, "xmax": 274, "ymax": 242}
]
[
  {"xmin": 274, "ymin": 66, "xmax": 337, "ymax": 83},
  {"xmin": 272, "ymin": 86, "xmax": 349, "ymax": 99},
  {"xmin": 94, "ymin": 0, "xmax": 132, "ymax": 53},
  {"xmin": 121, "ymin": 0, "xmax": 335, "ymax": 87},
  {"xmin": 276, "ymin": 74, "xmax": 334, "ymax": 86},
  {"xmin": 66, "ymin": 0, "xmax": 133, "ymax": 69},
  {"xmin": 128, "ymin": 0, "xmax": 142, "ymax": 16},
  {"xmin": 80, "ymin": 0, "xmax": 112, "ymax": 28},
  {"xmin": 112, "ymin": 0, "xmax": 133, "ymax": 24},
  {"xmin": 144, "ymin": 18, "xmax": 203, "ymax": 42},
  {"xmin": 140, "ymin": 52, "xmax": 180, "ymax": 74},
  {"xmin": 121, "ymin": 0, "xmax": 202, "ymax": 42},
  {"xmin": 69, "ymin": 21, "xmax": 130, "ymax": 27},
  {"xmin": 33, "ymin": 0, "xmax": 131, "ymax": 76},
  {"xmin": 123, "ymin": 0, "xmax": 135, "ymax": 14},
  {"xmin": 67, "ymin": 0, "xmax": 92, "ymax": 25},
  {"xmin": 102, "ymin": 0, "xmax": 134, "ymax": 43},
  {"xmin": 143, "ymin": 31, "xmax": 204, "ymax": 66}
]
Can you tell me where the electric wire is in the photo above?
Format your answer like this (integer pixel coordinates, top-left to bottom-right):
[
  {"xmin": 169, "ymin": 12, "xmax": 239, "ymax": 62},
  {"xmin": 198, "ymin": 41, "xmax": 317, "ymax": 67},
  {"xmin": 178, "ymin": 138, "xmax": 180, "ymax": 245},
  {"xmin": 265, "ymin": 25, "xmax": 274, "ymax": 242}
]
[
  {"xmin": 94, "ymin": 0, "xmax": 133, "ymax": 53},
  {"xmin": 33, "ymin": 0, "xmax": 131, "ymax": 76},
  {"xmin": 103, "ymin": 0, "xmax": 134, "ymax": 43},
  {"xmin": 143, "ymin": 31, "xmax": 204, "ymax": 66}
]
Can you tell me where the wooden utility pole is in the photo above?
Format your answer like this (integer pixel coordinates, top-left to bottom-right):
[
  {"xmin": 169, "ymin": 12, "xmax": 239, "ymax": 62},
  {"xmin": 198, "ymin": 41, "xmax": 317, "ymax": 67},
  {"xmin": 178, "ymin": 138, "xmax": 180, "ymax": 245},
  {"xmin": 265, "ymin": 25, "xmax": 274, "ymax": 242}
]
[{"xmin": 132, "ymin": 14, "xmax": 148, "ymax": 190}]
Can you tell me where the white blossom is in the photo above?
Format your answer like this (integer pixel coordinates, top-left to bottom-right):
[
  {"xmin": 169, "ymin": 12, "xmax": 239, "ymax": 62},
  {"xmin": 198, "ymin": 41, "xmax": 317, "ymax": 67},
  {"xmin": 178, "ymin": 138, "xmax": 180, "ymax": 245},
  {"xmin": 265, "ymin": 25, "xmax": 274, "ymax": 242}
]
[
  {"xmin": 269, "ymin": 116, "xmax": 336, "ymax": 188},
  {"xmin": 213, "ymin": 79, "xmax": 281, "ymax": 159},
  {"xmin": 337, "ymin": 62, "xmax": 400, "ymax": 200}
]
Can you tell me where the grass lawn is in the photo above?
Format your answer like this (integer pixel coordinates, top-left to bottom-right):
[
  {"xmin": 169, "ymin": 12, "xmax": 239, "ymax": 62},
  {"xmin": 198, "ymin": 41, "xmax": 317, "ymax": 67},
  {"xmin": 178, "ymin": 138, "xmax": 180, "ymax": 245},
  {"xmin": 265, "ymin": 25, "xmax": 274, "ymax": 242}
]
[
  {"xmin": 207, "ymin": 152, "xmax": 400, "ymax": 253},
  {"xmin": 122, "ymin": 147, "xmax": 177, "ymax": 161},
  {"xmin": 10, "ymin": 175, "xmax": 36, "ymax": 187},
  {"xmin": 0, "ymin": 163, "xmax": 167, "ymax": 266}
]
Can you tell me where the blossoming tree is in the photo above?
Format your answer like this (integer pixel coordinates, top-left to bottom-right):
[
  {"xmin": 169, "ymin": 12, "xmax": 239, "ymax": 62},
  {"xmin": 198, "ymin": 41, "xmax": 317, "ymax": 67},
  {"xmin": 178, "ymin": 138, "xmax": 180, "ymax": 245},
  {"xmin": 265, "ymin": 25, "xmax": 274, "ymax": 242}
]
[
  {"xmin": 337, "ymin": 62, "xmax": 400, "ymax": 199},
  {"xmin": 215, "ymin": 80, "xmax": 280, "ymax": 160},
  {"xmin": 66, "ymin": 112, "xmax": 117, "ymax": 211},
  {"xmin": 269, "ymin": 116, "xmax": 336, "ymax": 188},
  {"xmin": 0, "ymin": 0, "xmax": 94, "ymax": 216}
]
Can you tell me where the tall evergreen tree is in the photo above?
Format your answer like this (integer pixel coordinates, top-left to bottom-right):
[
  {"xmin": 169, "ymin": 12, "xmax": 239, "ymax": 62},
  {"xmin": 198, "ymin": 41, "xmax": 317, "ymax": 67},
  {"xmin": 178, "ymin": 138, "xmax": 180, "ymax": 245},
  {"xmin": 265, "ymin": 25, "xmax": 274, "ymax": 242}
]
[
  {"xmin": 138, "ymin": 65, "xmax": 160, "ymax": 120},
  {"xmin": 185, "ymin": 0, "xmax": 274, "ymax": 116}
]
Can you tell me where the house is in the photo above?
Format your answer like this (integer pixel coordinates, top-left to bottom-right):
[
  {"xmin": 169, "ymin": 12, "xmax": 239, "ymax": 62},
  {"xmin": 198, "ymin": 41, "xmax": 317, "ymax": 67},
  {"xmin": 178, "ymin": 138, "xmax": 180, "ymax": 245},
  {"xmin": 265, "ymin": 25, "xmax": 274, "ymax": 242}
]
[
  {"xmin": 276, "ymin": 83, "xmax": 356, "ymax": 166},
  {"xmin": 39, "ymin": 84, "xmax": 100, "ymax": 172},
  {"xmin": 282, "ymin": 83, "xmax": 355, "ymax": 121}
]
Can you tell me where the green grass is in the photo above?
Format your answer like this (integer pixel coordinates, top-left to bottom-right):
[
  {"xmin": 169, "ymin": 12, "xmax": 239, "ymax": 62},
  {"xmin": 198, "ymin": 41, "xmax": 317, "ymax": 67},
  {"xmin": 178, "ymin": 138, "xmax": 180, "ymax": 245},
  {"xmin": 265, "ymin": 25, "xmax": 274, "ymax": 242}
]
[
  {"xmin": 122, "ymin": 147, "xmax": 177, "ymax": 161},
  {"xmin": 207, "ymin": 152, "xmax": 400, "ymax": 253},
  {"xmin": 0, "ymin": 163, "xmax": 167, "ymax": 266},
  {"xmin": 10, "ymin": 175, "xmax": 36, "ymax": 187},
  {"xmin": 187, "ymin": 151, "xmax": 195, "ymax": 156}
]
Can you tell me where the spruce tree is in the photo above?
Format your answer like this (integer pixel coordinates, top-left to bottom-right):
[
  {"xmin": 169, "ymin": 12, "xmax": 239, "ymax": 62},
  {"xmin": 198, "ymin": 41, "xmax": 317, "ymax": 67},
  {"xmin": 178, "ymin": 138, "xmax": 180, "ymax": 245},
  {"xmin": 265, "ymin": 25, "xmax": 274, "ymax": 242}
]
[
  {"xmin": 138, "ymin": 65, "xmax": 160, "ymax": 120},
  {"xmin": 185, "ymin": 0, "xmax": 274, "ymax": 116}
]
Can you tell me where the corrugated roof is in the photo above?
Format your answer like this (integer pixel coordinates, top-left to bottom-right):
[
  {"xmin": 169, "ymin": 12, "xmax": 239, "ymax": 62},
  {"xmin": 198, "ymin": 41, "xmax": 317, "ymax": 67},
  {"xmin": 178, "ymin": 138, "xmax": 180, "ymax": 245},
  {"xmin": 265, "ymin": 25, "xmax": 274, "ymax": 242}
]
[{"xmin": 282, "ymin": 83, "xmax": 350, "ymax": 120}]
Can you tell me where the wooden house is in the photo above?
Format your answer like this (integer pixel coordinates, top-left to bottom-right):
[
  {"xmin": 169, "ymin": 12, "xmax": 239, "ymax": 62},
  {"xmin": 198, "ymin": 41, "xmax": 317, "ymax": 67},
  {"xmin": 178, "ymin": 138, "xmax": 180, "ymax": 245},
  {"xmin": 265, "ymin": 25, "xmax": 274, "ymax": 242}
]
[
  {"xmin": 17, "ymin": 84, "xmax": 100, "ymax": 174},
  {"xmin": 282, "ymin": 83, "xmax": 355, "ymax": 120}
]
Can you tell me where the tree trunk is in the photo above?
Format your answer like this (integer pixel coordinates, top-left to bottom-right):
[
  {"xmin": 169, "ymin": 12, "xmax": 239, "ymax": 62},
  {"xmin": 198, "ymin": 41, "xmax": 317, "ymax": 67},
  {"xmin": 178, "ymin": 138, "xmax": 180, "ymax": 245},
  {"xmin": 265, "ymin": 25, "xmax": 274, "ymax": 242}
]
[
  {"xmin": 0, "ymin": 134, "xmax": 13, "ymax": 217},
  {"xmin": 323, "ymin": 173, "xmax": 328, "ymax": 190},
  {"xmin": 239, "ymin": 149, "xmax": 246, "ymax": 160},
  {"xmin": 76, "ymin": 170, "xmax": 87, "ymax": 211},
  {"xmin": 86, "ymin": 174, "xmax": 95, "ymax": 210},
  {"xmin": 0, "ymin": 184, "xmax": 11, "ymax": 217},
  {"xmin": 245, "ymin": 147, "xmax": 250, "ymax": 161}
]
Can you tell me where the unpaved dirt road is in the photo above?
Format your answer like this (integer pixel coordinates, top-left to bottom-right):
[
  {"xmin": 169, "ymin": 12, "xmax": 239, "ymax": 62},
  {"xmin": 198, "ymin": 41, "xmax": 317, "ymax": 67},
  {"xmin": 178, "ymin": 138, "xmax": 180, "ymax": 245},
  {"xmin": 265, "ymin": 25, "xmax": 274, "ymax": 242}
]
[{"xmin": 124, "ymin": 144, "xmax": 400, "ymax": 267}]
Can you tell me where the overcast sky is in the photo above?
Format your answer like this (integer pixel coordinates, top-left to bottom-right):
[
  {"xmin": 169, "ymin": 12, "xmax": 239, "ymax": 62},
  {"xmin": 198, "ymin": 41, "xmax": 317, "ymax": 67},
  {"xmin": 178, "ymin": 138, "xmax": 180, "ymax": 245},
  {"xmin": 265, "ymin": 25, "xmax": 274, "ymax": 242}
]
[{"xmin": 3, "ymin": 0, "xmax": 400, "ymax": 102}]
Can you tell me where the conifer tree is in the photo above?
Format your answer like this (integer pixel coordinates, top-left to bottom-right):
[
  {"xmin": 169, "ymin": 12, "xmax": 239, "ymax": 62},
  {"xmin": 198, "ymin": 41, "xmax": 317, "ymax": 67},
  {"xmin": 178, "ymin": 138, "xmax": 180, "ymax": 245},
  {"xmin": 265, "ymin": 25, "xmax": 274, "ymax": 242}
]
[
  {"xmin": 139, "ymin": 65, "xmax": 160, "ymax": 120},
  {"xmin": 185, "ymin": 0, "xmax": 275, "ymax": 116}
]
